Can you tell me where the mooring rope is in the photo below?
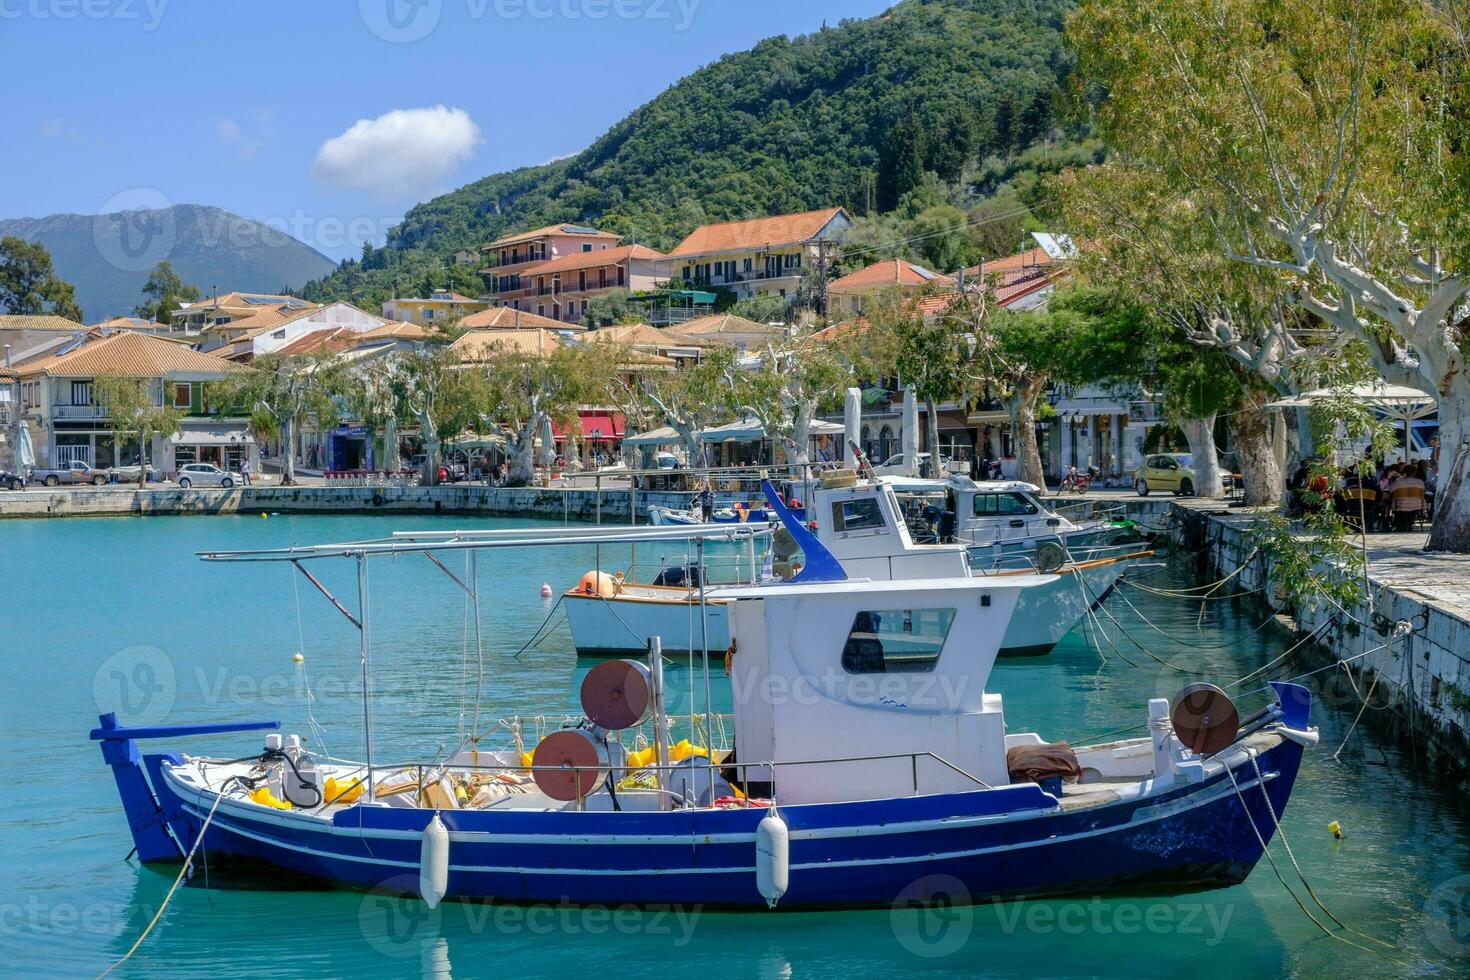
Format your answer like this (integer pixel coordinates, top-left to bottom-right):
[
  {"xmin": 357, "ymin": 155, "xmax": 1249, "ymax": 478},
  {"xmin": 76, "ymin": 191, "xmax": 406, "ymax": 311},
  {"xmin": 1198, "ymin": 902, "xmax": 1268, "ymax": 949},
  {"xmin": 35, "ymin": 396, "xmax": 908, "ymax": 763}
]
[
  {"xmin": 98, "ymin": 786, "xmax": 232, "ymax": 978},
  {"xmin": 1220, "ymin": 758, "xmax": 1385, "ymax": 956}
]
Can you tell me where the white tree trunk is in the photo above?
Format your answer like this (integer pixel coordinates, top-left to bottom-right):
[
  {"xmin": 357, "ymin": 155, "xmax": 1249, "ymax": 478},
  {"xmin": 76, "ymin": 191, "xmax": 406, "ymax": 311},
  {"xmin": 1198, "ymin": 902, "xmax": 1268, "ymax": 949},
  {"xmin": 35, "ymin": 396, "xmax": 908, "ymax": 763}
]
[
  {"xmin": 1179, "ymin": 415, "xmax": 1225, "ymax": 497},
  {"xmin": 924, "ymin": 398, "xmax": 941, "ymax": 477},
  {"xmin": 383, "ymin": 414, "xmax": 400, "ymax": 473},
  {"xmin": 785, "ymin": 403, "xmax": 814, "ymax": 467},
  {"xmin": 1427, "ymin": 383, "xmax": 1470, "ymax": 552},
  {"xmin": 1008, "ymin": 380, "xmax": 1047, "ymax": 489},
  {"xmin": 280, "ymin": 415, "xmax": 296, "ymax": 486},
  {"xmin": 508, "ymin": 417, "xmax": 539, "ymax": 485}
]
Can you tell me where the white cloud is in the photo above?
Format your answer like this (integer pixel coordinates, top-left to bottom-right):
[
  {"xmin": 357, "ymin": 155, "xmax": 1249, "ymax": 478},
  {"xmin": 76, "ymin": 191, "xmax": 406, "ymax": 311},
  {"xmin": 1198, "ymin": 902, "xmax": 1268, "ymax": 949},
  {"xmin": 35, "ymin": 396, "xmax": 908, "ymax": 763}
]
[
  {"xmin": 216, "ymin": 119, "xmax": 242, "ymax": 142},
  {"xmin": 312, "ymin": 106, "xmax": 481, "ymax": 197}
]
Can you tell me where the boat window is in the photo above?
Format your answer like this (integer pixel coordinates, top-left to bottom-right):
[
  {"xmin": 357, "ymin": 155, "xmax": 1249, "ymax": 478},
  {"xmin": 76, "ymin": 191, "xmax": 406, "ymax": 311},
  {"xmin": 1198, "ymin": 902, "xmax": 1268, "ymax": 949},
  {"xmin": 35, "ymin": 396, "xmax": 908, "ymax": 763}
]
[
  {"xmin": 972, "ymin": 492, "xmax": 1038, "ymax": 517},
  {"xmin": 831, "ymin": 497, "xmax": 886, "ymax": 532},
  {"xmin": 841, "ymin": 608, "xmax": 954, "ymax": 674}
]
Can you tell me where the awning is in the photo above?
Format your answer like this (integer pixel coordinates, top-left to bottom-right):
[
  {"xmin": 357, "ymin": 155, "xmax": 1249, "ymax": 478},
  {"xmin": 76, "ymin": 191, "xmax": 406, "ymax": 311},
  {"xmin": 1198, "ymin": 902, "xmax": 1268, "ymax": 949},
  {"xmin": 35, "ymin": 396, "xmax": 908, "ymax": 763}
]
[
  {"xmin": 552, "ymin": 411, "xmax": 627, "ymax": 441},
  {"xmin": 170, "ymin": 425, "xmax": 254, "ymax": 446},
  {"xmin": 622, "ymin": 426, "xmax": 685, "ymax": 447},
  {"xmin": 808, "ymin": 419, "xmax": 844, "ymax": 435},
  {"xmin": 447, "ymin": 430, "xmax": 507, "ymax": 450},
  {"xmin": 699, "ymin": 418, "xmax": 767, "ymax": 442},
  {"xmin": 1267, "ymin": 383, "xmax": 1436, "ymax": 418},
  {"xmin": 966, "ymin": 410, "xmax": 1010, "ymax": 424}
]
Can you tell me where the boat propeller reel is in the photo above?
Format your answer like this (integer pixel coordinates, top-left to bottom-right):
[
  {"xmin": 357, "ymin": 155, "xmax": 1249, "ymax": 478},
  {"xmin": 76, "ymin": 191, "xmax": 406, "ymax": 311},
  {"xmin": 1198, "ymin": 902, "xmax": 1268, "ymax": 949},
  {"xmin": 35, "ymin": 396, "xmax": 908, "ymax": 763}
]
[
  {"xmin": 1169, "ymin": 683, "xmax": 1240, "ymax": 756},
  {"xmin": 1035, "ymin": 541, "xmax": 1067, "ymax": 574},
  {"xmin": 532, "ymin": 660, "xmax": 653, "ymax": 801}
]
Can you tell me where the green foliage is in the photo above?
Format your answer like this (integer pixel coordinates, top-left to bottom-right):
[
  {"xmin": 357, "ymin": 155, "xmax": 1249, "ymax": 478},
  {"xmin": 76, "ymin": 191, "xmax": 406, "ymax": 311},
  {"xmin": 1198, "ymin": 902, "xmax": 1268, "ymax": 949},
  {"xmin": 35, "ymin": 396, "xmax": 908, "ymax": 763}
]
[
  {"xmin": 134, "ymin": 261, "xmax": 201, "ymax": 324},
  {"xmin": 0, "ymin": 235, "xmax": 82, "ymax": 321},
  {"xmin": 727, "ymin": 293, "xmax": 793, "ymax": 326},
  {"xmin": 302, "ymin": 0, "xmax": 1080, "ymax": 305},
  {"xmin": 583, "ymin": 289, "xmax": 645, "ymax": 327}
]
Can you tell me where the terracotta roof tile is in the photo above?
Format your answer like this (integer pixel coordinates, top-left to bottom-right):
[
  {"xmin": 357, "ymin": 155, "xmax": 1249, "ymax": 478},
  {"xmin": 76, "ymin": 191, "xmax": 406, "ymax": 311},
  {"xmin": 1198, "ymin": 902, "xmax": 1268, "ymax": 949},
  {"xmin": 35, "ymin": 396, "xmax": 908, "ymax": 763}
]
[
  {"xmin": 448, "ymin": 327, "xmax": 568, "ymax": 361},
  {"xmin": 670, "ymin": 313, "xmax": 785, "ymax": 338},
  {"xmin": 360, "ymin": 320, "xmax": 430, "ymax": 340},
  {"xmin": 484, "ymin": 223, "xmax": 621, "ymax": 250},
  {"xmin": 667, "ymin": 208, "xmax": 848, "ymax": 258},
  {"xmin": 964, "ymin": 248, "xmax": 1056, "ymax": 280},
  {"xmin": 274, "ymin": 327, "xmax": 361, "ymax": 357},
  {"xmin": 521, "ymin": 244, "xmax": 666, "ymax": 276},
  {"xmin": 458, "ymin": 307, "xmax": 581, "ymax": 331},
  {"xmin": 0, "ymin": 314, "xmax": 86, "ymax": 332},
  {"xmin": 829, "ymin": 259, "xmax": 954, "ymax": 292},
  {"xmin": 15, "ymin": 330, "xmax": 237, "ymax": 377}
]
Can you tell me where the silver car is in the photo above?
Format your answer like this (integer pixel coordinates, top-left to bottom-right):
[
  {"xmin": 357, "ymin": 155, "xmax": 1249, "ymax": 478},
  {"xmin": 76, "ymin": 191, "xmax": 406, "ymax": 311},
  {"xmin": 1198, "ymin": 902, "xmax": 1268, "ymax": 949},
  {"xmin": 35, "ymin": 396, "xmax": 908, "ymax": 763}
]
[{"xmin": 175, "ymin": 463, "xmax": 237, "ymax": 489}]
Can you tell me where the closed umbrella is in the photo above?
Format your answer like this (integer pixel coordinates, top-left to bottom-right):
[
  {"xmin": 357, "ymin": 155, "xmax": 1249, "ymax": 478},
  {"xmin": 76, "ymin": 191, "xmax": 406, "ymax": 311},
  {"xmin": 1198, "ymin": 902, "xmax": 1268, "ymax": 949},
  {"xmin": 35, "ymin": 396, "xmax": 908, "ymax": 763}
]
[
  {"xmin": 843, "ymin": 387, "xmax": 861, "ymax": 461},
  {"xmin": 16, "ymin": 422, "xmax": 35, "ymax": 470}
]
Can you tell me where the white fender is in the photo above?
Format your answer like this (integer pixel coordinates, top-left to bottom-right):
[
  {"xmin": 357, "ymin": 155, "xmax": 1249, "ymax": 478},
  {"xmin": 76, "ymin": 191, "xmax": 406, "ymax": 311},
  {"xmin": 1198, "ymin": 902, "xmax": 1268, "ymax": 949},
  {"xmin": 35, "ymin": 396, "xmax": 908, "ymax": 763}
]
[
  {"xmin": 755, "ymin": 805, "xmax": 788, "ymax": 908},
  {"xmin": 420, "ymin": 813, "xmax": 449, "ymax": 909}
]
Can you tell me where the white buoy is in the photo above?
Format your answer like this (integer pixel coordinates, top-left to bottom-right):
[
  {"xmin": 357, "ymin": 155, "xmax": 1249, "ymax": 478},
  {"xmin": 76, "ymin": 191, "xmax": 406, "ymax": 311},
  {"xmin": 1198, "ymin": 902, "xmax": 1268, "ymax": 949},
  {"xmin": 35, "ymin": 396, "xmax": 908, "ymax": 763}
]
[
  {"xmin": 755, "ymin": 805, "xmax": 789, "ymax": 908},
  {"xmin": 420, "ymin": 813, "xmax": 449, "ymax": 909},
  {"xmin": 540, "ymin": 582, "xmax": 553, "ymax": 598}
]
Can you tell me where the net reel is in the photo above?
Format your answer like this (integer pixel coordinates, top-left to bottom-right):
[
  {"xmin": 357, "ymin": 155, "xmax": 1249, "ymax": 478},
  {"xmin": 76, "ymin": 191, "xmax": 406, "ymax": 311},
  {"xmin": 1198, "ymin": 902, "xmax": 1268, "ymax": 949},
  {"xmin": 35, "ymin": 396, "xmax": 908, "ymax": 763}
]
[{"xmin": 1169, "ymin": 683, "xmax": 1240, "ymax": 756}]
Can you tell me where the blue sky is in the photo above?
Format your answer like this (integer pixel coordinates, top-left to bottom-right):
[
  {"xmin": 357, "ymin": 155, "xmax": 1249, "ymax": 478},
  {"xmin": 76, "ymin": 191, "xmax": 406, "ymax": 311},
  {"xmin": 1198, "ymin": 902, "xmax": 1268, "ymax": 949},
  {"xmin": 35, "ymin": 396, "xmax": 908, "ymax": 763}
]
[{"xmin": 2, "ymin": 0, "xmax": 894, "ymax": 260}]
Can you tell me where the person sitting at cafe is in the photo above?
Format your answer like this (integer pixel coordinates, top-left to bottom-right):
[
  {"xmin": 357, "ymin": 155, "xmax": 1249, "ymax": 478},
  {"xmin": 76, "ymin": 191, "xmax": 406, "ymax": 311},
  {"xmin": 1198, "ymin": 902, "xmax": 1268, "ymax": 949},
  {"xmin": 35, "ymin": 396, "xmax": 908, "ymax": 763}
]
[{"xmin": 1387, "ymin": 465, "xmax": 1427, "ymax": 530}]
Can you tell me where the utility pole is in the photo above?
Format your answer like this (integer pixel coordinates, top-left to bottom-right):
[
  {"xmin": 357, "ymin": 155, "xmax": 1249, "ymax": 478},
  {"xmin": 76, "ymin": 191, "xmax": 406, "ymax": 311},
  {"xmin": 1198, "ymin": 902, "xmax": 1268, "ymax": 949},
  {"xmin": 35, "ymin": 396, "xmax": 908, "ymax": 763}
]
[{"xmin": 815, "ymin": 238, "xmax": 833, "ymax": 328}]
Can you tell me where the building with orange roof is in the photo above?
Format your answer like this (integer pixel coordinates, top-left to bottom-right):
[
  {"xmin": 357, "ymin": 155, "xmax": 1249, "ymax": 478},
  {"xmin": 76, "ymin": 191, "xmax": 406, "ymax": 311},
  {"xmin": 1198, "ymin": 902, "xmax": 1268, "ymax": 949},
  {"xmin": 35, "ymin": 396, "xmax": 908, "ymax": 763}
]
[
  {"xmin": 659, "ymin": 207, "xmax": 851, "ymax": 301},
  {"xmin": 169, "ymin": 291, "xmax": 319, "ymax": 338},
  {"xmin": 213, "ymin": 301, "xmax": 392, "ymax": 361},
  {"xmin": 457, "ymin": 306, "xmax": 579, "ymax": 331},
  {"xmin": 481, "ymin": 223, "xmax": 624, "ymax": 313},
  {"xmin": 447, "ymin": 327, "xmax": 568, "ymax": 362},
  {"xmin": 380, "ymin": 290, "xmax": 491, "ymax": 328},
  {"xmin": 490, "ymin": 244, "xmax": 669, "ymax": 325},
  {"xmin": 828, "ymin": 259, "xmax": 956, "ymax": 316},
  {"xmin": 667, "ymin": 313, "xmax": 786, "ymax": 352},
  {"xmin": 9, "ymin": 328, "xmax": 256, "ymax": 475}
]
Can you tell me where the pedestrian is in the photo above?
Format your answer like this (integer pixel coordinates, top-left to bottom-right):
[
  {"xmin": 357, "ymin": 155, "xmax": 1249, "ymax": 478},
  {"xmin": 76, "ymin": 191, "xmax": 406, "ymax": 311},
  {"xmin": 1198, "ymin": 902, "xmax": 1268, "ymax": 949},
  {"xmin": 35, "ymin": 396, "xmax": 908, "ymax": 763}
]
[
  {"xmin": 698, "ymin": 482, "xmax": 714, "ymax": 522},
  {"xmin": 240, "ymin": 457, "xmax": 252, "ymax": 486}
]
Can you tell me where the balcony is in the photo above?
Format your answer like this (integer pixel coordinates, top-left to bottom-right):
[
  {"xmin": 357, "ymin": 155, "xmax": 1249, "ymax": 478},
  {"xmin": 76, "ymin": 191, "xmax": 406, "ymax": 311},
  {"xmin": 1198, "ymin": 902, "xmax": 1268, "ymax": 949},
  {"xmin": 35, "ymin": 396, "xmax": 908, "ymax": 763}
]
[{"xmin": 50, "ymin": 403, "xmax": 111, "ymax": 420}]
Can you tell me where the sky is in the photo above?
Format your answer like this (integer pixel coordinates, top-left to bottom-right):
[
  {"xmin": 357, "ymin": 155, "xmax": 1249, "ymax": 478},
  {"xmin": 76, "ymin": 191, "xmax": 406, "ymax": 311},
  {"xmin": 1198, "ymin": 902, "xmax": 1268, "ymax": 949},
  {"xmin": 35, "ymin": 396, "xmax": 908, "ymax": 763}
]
[{"xmin": 2, "ymin": 0, "xmax": 894, "ymax": 260}]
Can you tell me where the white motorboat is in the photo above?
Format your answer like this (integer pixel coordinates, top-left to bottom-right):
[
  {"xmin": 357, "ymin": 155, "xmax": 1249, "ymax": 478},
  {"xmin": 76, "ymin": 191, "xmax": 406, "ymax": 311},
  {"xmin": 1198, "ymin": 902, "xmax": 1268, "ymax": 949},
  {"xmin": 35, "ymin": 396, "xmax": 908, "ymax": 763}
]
[{"xmin": 564, "ymin": 472, "xmax": 1148, "ymax": 658}]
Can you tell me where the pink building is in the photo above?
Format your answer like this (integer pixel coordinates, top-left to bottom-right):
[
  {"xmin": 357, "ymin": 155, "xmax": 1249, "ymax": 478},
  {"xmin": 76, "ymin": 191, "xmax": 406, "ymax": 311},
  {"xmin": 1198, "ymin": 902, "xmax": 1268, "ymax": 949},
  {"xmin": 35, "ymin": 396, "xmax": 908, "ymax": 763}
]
[{"xmin": 481, "ymin": 224, "xmax": 622, "ymax": 314}]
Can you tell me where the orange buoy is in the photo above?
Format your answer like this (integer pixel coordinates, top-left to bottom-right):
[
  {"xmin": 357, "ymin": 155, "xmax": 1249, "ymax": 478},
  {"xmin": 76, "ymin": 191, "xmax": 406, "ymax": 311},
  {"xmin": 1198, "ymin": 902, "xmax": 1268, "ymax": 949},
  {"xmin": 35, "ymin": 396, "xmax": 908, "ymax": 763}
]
[{"xmin": 575, "ymin": 571, "xmax": 617, "ymax": 597}]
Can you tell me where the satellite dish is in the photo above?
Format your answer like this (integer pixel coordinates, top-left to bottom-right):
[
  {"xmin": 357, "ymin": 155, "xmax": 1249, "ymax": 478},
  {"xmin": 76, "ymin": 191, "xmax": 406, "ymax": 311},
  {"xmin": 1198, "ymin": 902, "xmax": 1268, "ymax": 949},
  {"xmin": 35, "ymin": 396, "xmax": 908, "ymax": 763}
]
[
  {"xmin": 531, "ymin": 729, "xmax": 608, "ymax": 801},
  {"xmin": 1035, "ymin": 541, "xmax": 1067, "ymax": 574},
  {"xmin": 1170, "ymin": 683, "xmax": 1240, "ymax": 756},
  {"xmin": 580, "ymin": 659, "xmax": 652, "ymax": 730}
]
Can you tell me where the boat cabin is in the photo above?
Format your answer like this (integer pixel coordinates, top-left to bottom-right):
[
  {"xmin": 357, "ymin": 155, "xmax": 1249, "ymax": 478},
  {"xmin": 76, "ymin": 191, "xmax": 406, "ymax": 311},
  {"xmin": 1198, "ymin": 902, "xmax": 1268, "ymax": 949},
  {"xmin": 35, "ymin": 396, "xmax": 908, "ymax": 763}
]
[
  {"xmin": 806, "ymin": 477, "xmax": 971, "ymax": 579},
  {"xmin": 724, "ymin": 576, "xmax": 1027, "ymax": 804},
  {"xmin": 878, "ymin": 475, "xmax": 1080, "ymax": 549}
]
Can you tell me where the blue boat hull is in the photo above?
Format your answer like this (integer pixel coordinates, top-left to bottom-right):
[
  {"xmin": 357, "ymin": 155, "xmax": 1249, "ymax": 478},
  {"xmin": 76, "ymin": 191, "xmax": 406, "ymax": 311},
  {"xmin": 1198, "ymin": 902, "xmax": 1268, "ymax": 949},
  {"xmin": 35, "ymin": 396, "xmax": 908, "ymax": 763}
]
[{"xmin": 140, "ymin": 736, "xmax": 1304, "ymax": 910}]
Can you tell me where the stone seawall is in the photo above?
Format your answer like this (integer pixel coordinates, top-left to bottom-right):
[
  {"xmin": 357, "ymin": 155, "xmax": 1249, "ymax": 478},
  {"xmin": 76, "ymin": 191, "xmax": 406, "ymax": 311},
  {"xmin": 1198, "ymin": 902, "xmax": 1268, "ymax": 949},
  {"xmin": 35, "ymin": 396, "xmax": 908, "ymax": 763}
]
[
  {"xmin": 0, "ymin": 485, "xmax": 695, "ymax": 522},
  {"xmin": 1176, "ymin": 504, "xmax": 1470, "ymax": 769}
]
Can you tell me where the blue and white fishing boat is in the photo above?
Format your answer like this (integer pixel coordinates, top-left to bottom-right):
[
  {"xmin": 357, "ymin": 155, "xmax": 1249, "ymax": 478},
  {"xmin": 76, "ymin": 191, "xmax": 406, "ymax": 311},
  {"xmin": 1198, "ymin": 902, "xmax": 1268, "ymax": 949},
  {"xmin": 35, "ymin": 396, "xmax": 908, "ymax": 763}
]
[{"xmin": 92, "ymin": 516, "xmax": 1314, "ymax": 912}]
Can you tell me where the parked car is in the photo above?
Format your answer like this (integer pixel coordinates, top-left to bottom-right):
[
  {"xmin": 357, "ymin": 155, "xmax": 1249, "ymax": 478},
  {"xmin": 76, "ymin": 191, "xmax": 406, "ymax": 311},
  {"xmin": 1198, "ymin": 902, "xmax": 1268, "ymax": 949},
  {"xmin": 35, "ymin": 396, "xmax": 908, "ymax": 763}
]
[
  {"xmin": 655, "ymin": 451, "xmax": 681, "ymax": 470},
  {"xmin": 1134, "ymin": 453, "xmax": 1234, "ymax": 496},
  {"xmin": 871, "ymin": 451, "xmax": 952, "ymax": 478},
  {"xmin": 0, "ymin": 468, "xmax": 25, "ymax": 490},
  {"xmin": 32, "ymin": 460, "xmax": 109, "ymax": 487},
  {"xmin": 175, "ymin": 463, "xmax": 236, "ymax": 489}
]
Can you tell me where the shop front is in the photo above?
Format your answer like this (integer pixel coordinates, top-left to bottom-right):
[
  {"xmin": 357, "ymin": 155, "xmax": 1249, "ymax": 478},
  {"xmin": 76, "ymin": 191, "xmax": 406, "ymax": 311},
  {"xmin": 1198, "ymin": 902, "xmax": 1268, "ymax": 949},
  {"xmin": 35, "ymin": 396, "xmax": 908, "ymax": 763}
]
[{"xmin": 168, "ymin": 420, "xmax": 258, "ymax": 475}]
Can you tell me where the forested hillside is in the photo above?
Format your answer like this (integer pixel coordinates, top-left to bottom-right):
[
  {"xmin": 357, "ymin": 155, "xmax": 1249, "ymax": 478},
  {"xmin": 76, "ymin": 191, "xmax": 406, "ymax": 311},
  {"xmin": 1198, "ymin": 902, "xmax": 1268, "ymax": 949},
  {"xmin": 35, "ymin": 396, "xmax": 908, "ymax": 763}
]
[{"xmin": 304, "ymin": 0, "xmax": 1081, "ymax": 309}]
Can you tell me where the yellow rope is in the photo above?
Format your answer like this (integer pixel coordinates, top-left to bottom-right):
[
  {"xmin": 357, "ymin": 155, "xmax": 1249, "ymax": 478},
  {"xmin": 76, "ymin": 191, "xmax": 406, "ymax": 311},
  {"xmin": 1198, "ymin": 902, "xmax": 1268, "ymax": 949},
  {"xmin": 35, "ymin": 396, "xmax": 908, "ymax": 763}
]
[{"xmin": 99, "ymin": 787, "xmax": 229, "ymax": 978}]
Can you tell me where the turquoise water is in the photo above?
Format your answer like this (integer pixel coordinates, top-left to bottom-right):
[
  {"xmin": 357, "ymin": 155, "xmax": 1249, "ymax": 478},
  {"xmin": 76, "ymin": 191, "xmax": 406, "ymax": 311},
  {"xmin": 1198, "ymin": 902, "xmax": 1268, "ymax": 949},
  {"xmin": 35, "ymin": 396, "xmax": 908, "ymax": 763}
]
[{"xmin": 2, "ymin": 513, "xmax": 1468, "ymax": 978}]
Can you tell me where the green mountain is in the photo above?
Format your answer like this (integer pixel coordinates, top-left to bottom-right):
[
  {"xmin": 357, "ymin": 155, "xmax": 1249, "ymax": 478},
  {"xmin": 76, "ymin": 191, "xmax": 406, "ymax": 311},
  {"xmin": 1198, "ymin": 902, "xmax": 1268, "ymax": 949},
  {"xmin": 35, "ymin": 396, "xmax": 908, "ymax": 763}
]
[
  {"xmin": 304, "ymin": 0, "xmax": 1078, "ymax": 309},
  {"xmin": 0, "ymin": 204, "xmax": 336, "ymax": 322}
]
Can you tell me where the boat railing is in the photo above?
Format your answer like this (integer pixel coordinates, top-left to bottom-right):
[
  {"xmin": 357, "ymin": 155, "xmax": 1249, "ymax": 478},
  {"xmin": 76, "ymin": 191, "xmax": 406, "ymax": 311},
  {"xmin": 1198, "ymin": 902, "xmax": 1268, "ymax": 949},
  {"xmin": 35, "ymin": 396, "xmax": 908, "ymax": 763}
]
[{"xmin": 351, "ymin": 748, "xmax": 992, "ymax": 809}]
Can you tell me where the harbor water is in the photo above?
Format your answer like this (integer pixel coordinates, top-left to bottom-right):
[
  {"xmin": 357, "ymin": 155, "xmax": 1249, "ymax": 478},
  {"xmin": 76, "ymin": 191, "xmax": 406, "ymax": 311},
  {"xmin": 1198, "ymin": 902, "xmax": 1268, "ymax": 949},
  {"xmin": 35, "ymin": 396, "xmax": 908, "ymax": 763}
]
[{"xmin": 2, "ymin": 513, "xmax": 1468, "ymax": 977}]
